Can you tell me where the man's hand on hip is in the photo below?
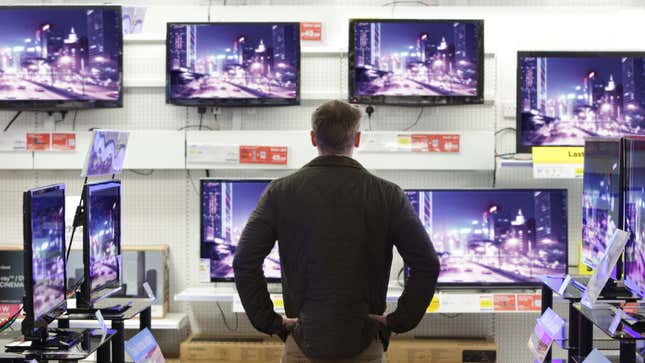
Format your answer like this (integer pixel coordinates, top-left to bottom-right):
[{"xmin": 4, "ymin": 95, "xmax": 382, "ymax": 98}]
[
  {"xmin": 282, "ymin": 317, "xmax": 298, "ymax": 329},
  {"xmin": 368, "ymin": 314, "xmax": 387, "ymax": 326}
]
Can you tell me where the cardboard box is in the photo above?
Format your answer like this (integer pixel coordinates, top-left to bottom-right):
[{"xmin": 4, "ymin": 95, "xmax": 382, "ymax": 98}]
[
  {"xmin": 386, "ymin": 338, "xmax": 497, "ymax": 363},
  {"xmin": 180, "ymin": 334, "xmax": 284, "ymax": 363}
]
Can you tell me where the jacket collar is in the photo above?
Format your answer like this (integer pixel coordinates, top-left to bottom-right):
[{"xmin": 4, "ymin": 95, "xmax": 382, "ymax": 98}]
[{"xmin": 304, "ymin": 155, "xmax": 366, "ymax": 170}]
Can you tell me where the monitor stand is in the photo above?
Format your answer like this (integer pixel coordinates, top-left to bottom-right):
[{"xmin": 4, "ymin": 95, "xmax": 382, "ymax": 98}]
[
  {"xmin": 599, "ymin": 280, "xmax": 635, "ymax": 300},
  {"xmin": 14, "ymin": 328, "xmax": 83, "ymax": 351},
  {"xmin": 70, "ymin": 286, "xmax": 130, "ymax": 315}
]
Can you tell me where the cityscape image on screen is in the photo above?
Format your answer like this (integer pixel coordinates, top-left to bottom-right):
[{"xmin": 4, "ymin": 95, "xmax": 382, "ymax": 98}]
[
  {"xmin": 0, "ymin": 7, "xmax": 122, "ymax": 102},
  {"xmin": 519, "ymin": 54, "xmax": 645, "ymax": 149},
  {"xmin": 87, "ymin": 182, "xmax": 120, "ymax": 291},
  {"xmin": 624, "ymin": 138, "xmax": 645, "ymax": 298},
  {"xmin": 201, "ymin": 180, "xmax": 280, "ymax": 281},
  {"xmin": 351, "ymin": 20, "xmax": 480, "ymax": 98},
  {"xmin": 581, "ymin": 140, "xmax": 622, "ymax": 269},
  {"xmin": 30, "ymin": 187, "xmax": 66, "ymax": 320},
  {"xmin": 168, "ymin": 23, "xmax": 299, "ymax": 103},
  {"xmin": 405, "ymin": 189, "xmax": 568, "ymax": 285}
]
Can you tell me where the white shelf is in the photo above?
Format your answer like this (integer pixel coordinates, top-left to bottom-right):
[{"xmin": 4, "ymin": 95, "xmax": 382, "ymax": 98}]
[
  {"xmin": 498, "ymin": 157, "xmax": 533, "ymax": 168},
  {"xmin": 174, "ymin": 286, "xmax": 237, "ymax": 302},
  {"xmin": 66, "ymin": 312, "xmax": 188, "ymax": 330}
]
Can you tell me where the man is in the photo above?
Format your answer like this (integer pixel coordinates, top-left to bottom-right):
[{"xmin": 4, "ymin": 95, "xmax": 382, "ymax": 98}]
[{"xmin": 233, "ymin": 100, "xmax": 440, "ymax": 362}]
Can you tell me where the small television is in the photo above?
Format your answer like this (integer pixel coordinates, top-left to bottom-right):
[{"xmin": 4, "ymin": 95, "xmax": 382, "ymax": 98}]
[
  {"xmin": 581, "ymin": 138, "xmax": 624, "ymax": 274},
  {"xmin": 516, "ymin": 51, "xmax": 645, "ymax": 153},
  {"xmin": 166, "ymin": 22, "xmax": 301, "ymax": 107},
  {"xmin": 22, "ymin": 183, "xmax": 66, "ymax": 340},
  {"xmin": 404, "ymin": 189, "xmax": 568, "ymax": 287},
  {"xmin": 200, "ymin": 179, "xmax": 280, "ymax": 282},
  {"xmin": 0, "ymin": 6, "xmax": 123, "ymax": 110},
  {"xmin": 348, "ymin": 19, "xmax": 484, "ymax": 106},
  {"xmin": 78, "ymin": 180, "xmax": 122, "ymax": 307},
  {"xmin": 623, "ymin": 137, "xmax": 645, "ymax": 298}
]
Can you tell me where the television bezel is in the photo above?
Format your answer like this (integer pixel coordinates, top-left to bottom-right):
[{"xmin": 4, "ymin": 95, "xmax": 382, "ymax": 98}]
[
  {"xmin": 199, "ymin": 178, "xmax": 279, "ymax": 283},
  {"xmin": 622, "ymin": 136, "xmax": 645, "ymax": 298},
  {"xmin": 0, "ymin": 5, "xmax": 124, "ymax": 111},
  {"xmin": 22, "ymin": 183, "xmax": 67, "ymax": 338},
  {"xmin": 80, "ymin": 180, "xmax": 122, "ymax": 307},
  {"xmin": 165, "ymin": 22, "xmax": 301, "ymax": 107},
  {"xmin": 403, "ymin": 188, "xmax": 569, "ymax": 288},
  {"xmin": 515, "ymin": 51, "xmax": 645, "ymax": 154},
  {"xmin": 347, "ymin": 18, "xmax": 485, "ymax": 106}
]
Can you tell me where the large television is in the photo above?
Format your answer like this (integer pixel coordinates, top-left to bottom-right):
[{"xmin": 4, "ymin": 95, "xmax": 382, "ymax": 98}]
[
  {"xmin": 0, "ymin": 6, "xmax": 123, "ymax": 110},
  {"xmin": 581, "ymin": 138, "xmax": 624, "ymax": 273},
  {"xmin": 623, "ymin": 137, "xmax": 645, "ymax": 298},
  {"xmin": 516, "ymin": 51, "xmax": 645, "ymax": 153},
  {"xmin": 405, "ymin": 189, "xmax": 568, "ymax": 287},
  {"xmin": 348, "ymin": 19, "xmax": 484, "ymax": 106},
  {"xmin": 78, "ymin": 180, "xmax": 122, "ymax": 307},
  {"xmin": 200, "ymin": 179, "xmax": 280, "ymax": 282},
  {"xmin": 166, "ymin": 22, "xmax": 300, "ymax": 107},
  {"xmin": 22, "ymin": 183, "xmax": 66, "ymax": 340}
]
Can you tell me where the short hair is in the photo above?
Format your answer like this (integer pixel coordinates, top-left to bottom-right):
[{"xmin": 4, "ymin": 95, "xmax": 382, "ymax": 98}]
[{"xmin": 311, "ymin": 100, "xmax": 361, "ymax": 154}]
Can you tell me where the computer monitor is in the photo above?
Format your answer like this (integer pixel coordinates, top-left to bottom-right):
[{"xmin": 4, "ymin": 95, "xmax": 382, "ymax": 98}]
[
  {"xmin": 200, "ymin": 179, "xmax": 280, "ymax": 282},
  {"xmin": 22, "ymin": 184, "xmax": 66, "ymax": 339},
  {"xmin": 0, "ymin": 6, "xmax": 123, "ymax": 110},
  {"xmin": 516, "ymin": 51, "xmax": 645, "ymax": 153},
  {"xmin": 581, "ymin": 138, "xmax": 624, "ymax": 273},
  {"xmin": 78, "ymin": 180, "xmax": 121, "ymax": 307},
  {"xmin": 405, "ymin": 189, "xmax": 568, "ymax": 287},
  {"xmin": 166, "ymin": 22, "xmax": 301, "ymax": 107},
  {"xmin": 623, "ymin": 137, "xmax": 645, "ymax": 298},
  {"xmin": 348, "ymin": 19, "xmax": 484, "ymax": 106}
]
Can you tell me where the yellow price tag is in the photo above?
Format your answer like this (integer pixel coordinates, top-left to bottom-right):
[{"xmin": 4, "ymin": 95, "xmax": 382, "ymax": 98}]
[
  {"xmin": 272, "ymin": 298, "xmax": 284, "ymax": 308},
  {"xmin": 426, "ymin": 295, "xmax": 440, "ymax": 313},
  {"xmin": 396, "ymin": 135, "xmax": 412, "ymax": 146},
  {"xmin": 479, "ymin": 296, "xmax": 493, "ymax": 310},
  {"xmin": 532, "ymin": 146, "xmax": 584, "ymax": 164}
]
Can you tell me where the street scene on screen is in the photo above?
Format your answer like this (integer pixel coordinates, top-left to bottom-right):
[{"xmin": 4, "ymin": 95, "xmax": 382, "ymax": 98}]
[
  {"xmin": 169, "ymin": 24, "xmax": 298, "ymax": 100},
  {"xmin": 201, "ymin": 181, "xmax": 281, "ymax": 280},
  {"xmin": 0, "ymin": 8, "xmax": 121, "ymax": 101},
  {"xmin": 31, "ymin": 192, "xmax": 65, "ymax": 318},
  {"xmin": 625, "ymin": 143, "xmax": 645, "ymax": 297},
  {"xmin": 406, "ymin": 190, "xmax": 568, "ymax": 284},
  {"xmin": 88, "ymin": 186, "xmax": 120, "ymax": 291},
  {"xmin": 352, "ymin": 21, "xmax": 479, "ymax": 97},
  {"xmin": 520, "ymin": 56, "xmax": 645, "ymax": 147}
]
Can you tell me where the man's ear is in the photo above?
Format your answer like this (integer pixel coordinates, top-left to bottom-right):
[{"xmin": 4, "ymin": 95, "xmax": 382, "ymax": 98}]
[
  {"xmin": 310, "ymin": 130, "xmax": 317, "ymax": 147},
  {"xmin": 354, "ymin": 131, "xmax": 361, "ymax": 148}
]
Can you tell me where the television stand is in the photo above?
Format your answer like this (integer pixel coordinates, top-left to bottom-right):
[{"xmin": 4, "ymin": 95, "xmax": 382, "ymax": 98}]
[
  {"xmin": 69, "ymin": 301, "xmax": 132, "ymax": 316},
  {"xmin": 8, "ymin": 329, "xmax": 83, "ymax": 351}
]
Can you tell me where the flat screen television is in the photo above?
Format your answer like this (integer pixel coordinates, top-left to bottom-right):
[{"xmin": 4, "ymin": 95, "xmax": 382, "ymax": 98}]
[
  {"xmin": 405, "ymin": 189, "xmax": 568, "ymax": 287},
  {"xmin": 348, "ymin": 19, "xmax": 484, "ymax": 106},
  {"xmin": 22, "ymin": 183, "xmax": 66, "ymax": 339},
  {"xmin": 166, "ymin": 22, "xmax": 300, "ymax": 107},
  {"xmin": 581, "ymin": 138, "xmax": 624, "ymax": 274},
  {"xmin": 623, "ymin": 137, "xmax": 645, "ymax": 298},
  {"xmin": 516, "ymin": 51, "xmax": 645, "ymax": 153},
  {"xmin": 78, "ymin": 180, "xmax": 121, "ymax": 307},
  {"xmin": 0, "ymin": 6, "xmax": 123, "ymax": 110},
  {"xmin": 200, "ymin": 179, "xmax": 280, "ymax": 282}
]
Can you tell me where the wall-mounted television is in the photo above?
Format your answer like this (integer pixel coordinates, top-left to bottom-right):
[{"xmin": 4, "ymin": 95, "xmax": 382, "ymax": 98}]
[
  {"xmin": 623, "ymin": 137, "xmax": 645, "ymax": 298},
  {"xmin": 348, "ymin": 19, "xmax": 484, "ymax": 106},
  {"xmin": 166, "ymin": 22, "xmax": 300, "ymax": 107},
  {"xmin": 516, "ymin": 51, "xmax": 645, "ymax": 153},
  {"xmin": 200, "ymin": 179, "xmax": 280, "ymax": 282},
  {"xmin": 405, "ymin": 189, "xmax": 568, "ymax": 287},
  {"xmin": 0, "ymin": 6, "xmax": 123, "ymax": 110}
]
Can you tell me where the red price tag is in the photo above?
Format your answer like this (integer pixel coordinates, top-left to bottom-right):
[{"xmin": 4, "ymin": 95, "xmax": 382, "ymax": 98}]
[
  {"xmin": 300, "ymin": 22, "xmax": 322, "ymax": 41},
  {"xmin": 239, "ymin": 146, "xmax": 288, "ymax": 165},
  {"xmin": 493, "ymin": 294, "xmax": 517, "ymax": 311},
  {"xmin": 0, "ymin": 304, "xmax": 21, "ymax": 325},
  {"xmin": 517, "ymin": 294, "xmax": 542, "ymax": 312},
  {"xmin": 410, "ymin": 134, "xmax": 460, "ymax": 153},
  {"xmin": 26, "ymin": 133, "xmax": 51, "ymax": 151},
  {"xmin": 51, "ymin": 133, "xmax": 76, "ymax": 151}
]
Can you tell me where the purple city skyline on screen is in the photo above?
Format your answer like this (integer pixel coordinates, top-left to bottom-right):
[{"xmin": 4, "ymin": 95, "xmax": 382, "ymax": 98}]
[
  {"xmin": 405, "ymin": 190, "xmax": 568, "ymax": 284},
  {"xmin": 168, "ymin": 23, "xmax": 299, "ymax": 101},
  {"xmin": 519, "ymin": 55, "xmax": 645, "ymax": 148},
  {"xmin": 201, "ymin": 180, "xmax": 280, "ymax": 281},
  {"xmin": 352, "ymin": 21, "xmax": 480, "ymax": 97},
  {"xmin": 0, "ymin": 8, "xmax": 121, "ymax": 102},
  {"xmin": 625, "ymin": 139, "xmax": 645, "ymax": 298},
  {"xmin": 87, "ymin": 183, "xmax": 120, "ymax": 291}
]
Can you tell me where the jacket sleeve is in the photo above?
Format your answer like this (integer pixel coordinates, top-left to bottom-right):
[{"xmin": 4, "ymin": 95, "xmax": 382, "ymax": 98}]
[
  {"xmin": 232, "ymin": 185, "xmax": 284, "ymax": 337},
  {"xmin": 386, "ymin": 187, "xmax": 440, "ymax": 333}
]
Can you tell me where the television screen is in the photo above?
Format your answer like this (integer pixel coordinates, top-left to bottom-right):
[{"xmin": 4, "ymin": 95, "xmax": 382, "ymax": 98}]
[
  {"xmin": 405, "ymin": 189, "xmax": 568, "ymax": 286},
  {"xmin": 81, "ymin": 130, "xmax": 129, "ymax": 177},
  {"xmin": 86, "ymin": 181, "xmax": 121, "ymax": 293},
  {"xmin": 517, "ymin": 52, "xmax": 645, "ymax": 153},
  {"xmin": 166, "ymin": 22, "xmax": 300, "ymax": 107},
  {"xmin": 0, "ymin": 6, "xmax": 123, "ymax": 109},
  {"xmin": 624, "ymin": 137, "xmax": 645, "ymax": 298},
  {"xmin": 348, "ymin": 19, "xmax": 484, "ymax": 106},
  {"xmin": 581, "ymin": 138, "xmax": 623, "ymax": 270},
  {"xmin": 200, "ymin": 180, "xmax": 280, "ymax": 282},
  {"xmin": 27, "ymin": 184, "xmax": 66, "ymax": 321}
]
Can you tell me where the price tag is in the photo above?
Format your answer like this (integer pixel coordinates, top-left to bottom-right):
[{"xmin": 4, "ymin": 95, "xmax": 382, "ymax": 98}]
[
  {"xmin": 608, "ymin": 309, "xmax": 623, "ymax": 336},
  {"xmin": 239, "ymin": 145, "xmax": 288, "ymax": 165},
  {"xmin": 479, "ymin": 295, "xmax": 494, "ymax": 311},
  {"xmin": 558, "ymin": 275, "xmax": 572, "ymax": 296},
  {"xmin": 51, "ymin": 133, "xmax": 76, "ymax": 151},
  {"xmin": 142, "ymin": 281, "xmax": 155, "ymax": 301},
  {"xmin": 270, "ymin": 294, "xmax": 285, "ymax": 313},
  {"xmin": 410, "ymin": 134, "xmax": 460, "ymax": 153},
  {"xmin": 95, "ymin": 310, "xmax": 108, "ymax": 336},
  {"xmin": 199, "ymin": 258, "xmax": 211, "ymax": 283},
  {"xmin": 300, "ymin": 22, "xmax": 322, "ymax": 41},
  {"xmin": 528, "ymin": 308, "xmax": 565, "ymax": 362},
  {"xmin": 583, "ymin": 348, "xmax": 612, "ymax": 362},
  {"xmin": 426, "ymin": 295, "xmax": 440, "ymax": 313},
  {"xmin": 26, "ymin": 133, "xmax": 51, "ymax": 151},
  {"xmin": 532, "ymin": 146, "xmax": 584, "ymax": 179}
]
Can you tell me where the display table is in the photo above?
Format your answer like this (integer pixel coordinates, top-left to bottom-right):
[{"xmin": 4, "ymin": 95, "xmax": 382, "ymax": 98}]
[{"xmin": 0, "ymin": 329, "xmax": 114, "ymax": 363}]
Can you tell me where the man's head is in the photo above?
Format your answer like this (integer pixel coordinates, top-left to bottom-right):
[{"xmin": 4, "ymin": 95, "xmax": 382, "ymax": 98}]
[{"xmin": 310, "ymin": 100, "xmax": 361, "ymax": 156}]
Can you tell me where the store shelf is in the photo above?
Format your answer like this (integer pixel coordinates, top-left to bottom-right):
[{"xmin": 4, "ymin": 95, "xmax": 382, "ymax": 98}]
[
  {"xmin": 66, "ymin": 313, "xmax": 188, "ymax": 330},
  {"xmin": 174, "ymin": 286, "xmax": 237, "ymax": 302}
]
